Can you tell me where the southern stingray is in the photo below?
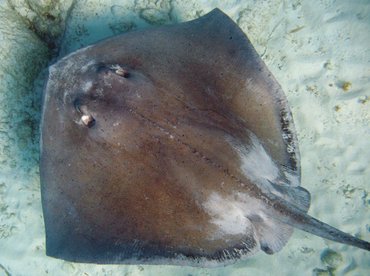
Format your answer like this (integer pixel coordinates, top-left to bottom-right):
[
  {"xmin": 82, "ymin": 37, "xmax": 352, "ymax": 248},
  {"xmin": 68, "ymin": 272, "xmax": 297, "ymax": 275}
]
[{"xmin": 40, "ymin": 8, "xmax": 370, "ymax": 266}]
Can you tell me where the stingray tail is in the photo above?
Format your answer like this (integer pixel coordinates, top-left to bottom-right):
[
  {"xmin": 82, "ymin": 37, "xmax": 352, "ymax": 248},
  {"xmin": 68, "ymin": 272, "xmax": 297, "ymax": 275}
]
[{"xmin": 271, "ymin": 196, "xmax": 370, "ymax": 251}]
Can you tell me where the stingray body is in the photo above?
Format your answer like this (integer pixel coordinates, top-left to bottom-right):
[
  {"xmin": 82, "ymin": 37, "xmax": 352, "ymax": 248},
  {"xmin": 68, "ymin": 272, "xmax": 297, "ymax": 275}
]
[{"xmin": 40, "ymin": 9, "xmax": 370, "ymax": 266}]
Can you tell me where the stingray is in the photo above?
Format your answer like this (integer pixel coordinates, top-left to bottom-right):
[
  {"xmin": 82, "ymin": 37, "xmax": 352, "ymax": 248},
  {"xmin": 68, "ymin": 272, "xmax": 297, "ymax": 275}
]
[{"xmin": 40, "ymin": 9, "xmax": 370, "ymax": 266}]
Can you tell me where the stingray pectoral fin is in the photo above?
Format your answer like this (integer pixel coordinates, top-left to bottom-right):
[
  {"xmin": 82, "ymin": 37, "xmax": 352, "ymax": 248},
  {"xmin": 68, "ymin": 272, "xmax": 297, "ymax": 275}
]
[{"xmin": 273, "ymin": 197, "xmax": 370, "ymax": 251}]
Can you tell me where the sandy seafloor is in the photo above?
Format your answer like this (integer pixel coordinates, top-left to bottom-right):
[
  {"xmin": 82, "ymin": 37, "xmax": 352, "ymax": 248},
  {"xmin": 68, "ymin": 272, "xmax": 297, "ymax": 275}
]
[{"xmin": 0, "ymin": 0, "xmax": 369, "ymax": 275}]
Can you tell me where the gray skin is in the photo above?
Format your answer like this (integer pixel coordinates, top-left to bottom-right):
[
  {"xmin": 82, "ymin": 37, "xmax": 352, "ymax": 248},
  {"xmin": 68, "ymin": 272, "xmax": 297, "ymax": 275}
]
[{"xmin": 40, "ymin": 9, "xmax": 370, "ymax": 266}]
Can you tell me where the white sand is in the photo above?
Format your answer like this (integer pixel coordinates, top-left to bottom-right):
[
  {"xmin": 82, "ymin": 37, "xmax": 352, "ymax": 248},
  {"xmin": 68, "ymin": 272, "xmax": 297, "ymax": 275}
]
[{"xmin": 0, "ymin": 0, "xmax": 369, "ymax": 275}]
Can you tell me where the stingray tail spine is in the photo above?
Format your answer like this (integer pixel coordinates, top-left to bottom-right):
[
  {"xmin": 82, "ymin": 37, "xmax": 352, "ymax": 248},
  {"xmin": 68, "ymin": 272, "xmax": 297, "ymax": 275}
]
[{"xmin": 271, "ymin": 196, "xmax": 370, "ymax": 251}]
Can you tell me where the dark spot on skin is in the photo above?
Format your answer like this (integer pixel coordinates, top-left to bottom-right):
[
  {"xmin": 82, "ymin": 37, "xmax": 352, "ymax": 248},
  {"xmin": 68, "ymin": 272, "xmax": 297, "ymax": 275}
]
[
  {"xmin": 95, "ymin": 63, "xmax": 108, "ymax": 73},
  {"xmin": 248, "ymin": 214, "xmax": 263, "ymax": 222},
  {"xmin": 45, "ymin": 13, "xmax": 56, "ymax": 21},
  {"xmin": 261, "ymin": 244, "xmax": 274, "ymax": 254},
  {"xmin": 74, "ymin": 98, "xmax": 83, "ymax": 112}
]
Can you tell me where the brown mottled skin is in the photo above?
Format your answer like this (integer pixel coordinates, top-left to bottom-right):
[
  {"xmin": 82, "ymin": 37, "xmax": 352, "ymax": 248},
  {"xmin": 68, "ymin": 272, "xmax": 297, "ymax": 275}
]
[{"xmin": 40, "ymin": 9, "xmax": 369, "ymax": 265}]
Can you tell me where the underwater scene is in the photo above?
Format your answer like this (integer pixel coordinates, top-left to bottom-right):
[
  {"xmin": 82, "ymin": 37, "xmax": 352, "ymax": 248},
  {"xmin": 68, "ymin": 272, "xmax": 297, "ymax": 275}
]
[{"xmin": 0, "ymin": 0, "xmax": 369, "ymax": 275}]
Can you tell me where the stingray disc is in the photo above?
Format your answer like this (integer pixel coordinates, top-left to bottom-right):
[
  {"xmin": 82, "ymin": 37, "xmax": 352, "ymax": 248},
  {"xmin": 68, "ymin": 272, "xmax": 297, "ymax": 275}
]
[{"xmin": 41, "ymin": 9, "xmax": 336, "ymax": 266}]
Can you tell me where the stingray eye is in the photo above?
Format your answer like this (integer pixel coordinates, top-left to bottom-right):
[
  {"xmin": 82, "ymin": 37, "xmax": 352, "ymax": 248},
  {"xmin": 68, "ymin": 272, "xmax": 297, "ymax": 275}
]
[
  {"xmin": 109, "ymin": 64, "xmax": 130, "ymax": 78},
  {"xmin": 115, "ymin": 67, "xmax": 130, "ymax": 78},
  {"xmin": 95, "ymin": 63, "xmax": 130, "ymax": 78},
  {"xmin": 81, "ymin": 114, "xmax": 95, "ymax": 127},
  {"xmin": 74, "ymin": 100, "xmax": 95, "ymax": 128}
]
